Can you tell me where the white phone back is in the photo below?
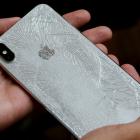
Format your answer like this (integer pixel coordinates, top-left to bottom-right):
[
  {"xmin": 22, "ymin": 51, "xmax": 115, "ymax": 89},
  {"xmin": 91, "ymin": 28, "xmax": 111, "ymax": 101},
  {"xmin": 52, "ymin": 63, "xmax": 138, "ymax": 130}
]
[{"xmin": 0, "ymin": 4, "xmax": 140, "ymax": 138}]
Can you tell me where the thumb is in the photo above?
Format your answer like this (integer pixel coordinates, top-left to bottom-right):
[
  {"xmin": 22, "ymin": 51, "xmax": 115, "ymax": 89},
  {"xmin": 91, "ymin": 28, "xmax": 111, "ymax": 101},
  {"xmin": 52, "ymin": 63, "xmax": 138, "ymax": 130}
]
[
  {"xmin": 81, "ymin": 119, "xmax": 140, "ymax": 140},
  {"xmin": 0, "ymin": 17, "xmax": 20, "ymax": 35}
]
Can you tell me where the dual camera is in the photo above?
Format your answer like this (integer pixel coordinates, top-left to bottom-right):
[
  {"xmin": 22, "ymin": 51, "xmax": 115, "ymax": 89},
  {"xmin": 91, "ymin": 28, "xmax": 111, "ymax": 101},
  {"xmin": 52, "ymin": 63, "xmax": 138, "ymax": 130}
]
[{"xmin": 0, "ymin": 43, "xmax": 15, "ymax": 61}]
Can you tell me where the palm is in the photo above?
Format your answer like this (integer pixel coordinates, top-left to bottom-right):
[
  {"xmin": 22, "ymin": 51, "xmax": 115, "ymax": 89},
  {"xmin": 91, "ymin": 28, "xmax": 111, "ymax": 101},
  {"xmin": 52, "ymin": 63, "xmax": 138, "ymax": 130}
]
[{"xmin": 0, "ymin": 68, "xmax": 33, "ymax": 130}]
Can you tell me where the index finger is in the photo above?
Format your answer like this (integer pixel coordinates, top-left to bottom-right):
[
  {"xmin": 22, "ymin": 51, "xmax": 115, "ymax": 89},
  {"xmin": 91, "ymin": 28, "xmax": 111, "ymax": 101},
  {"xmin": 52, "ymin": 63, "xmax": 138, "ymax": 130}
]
[
  {"xmin": 63, "ymin": 10, "xmax": 91, "ymax": 28},
  {"xmin": 0, "ymin": 17, "xmax": 20, "ymax": 35}
]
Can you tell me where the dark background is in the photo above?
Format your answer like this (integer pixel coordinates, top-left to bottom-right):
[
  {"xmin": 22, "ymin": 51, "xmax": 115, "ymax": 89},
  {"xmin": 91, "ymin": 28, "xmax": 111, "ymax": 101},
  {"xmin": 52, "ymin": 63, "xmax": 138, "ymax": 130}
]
[
  {"xmin": 0, "ymin": 0, "xmax": 140, "ymax": 139},
  {"xmin": 0, "ymin": 0, "xmax": 139, "ymax": 29}
]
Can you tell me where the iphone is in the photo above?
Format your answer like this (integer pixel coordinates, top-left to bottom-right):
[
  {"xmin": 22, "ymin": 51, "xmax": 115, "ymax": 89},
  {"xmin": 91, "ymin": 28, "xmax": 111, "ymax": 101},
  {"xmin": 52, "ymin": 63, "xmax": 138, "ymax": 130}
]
[{"xmin": 0, "ymin": 4, "xmax": 140, "ymax": 138}]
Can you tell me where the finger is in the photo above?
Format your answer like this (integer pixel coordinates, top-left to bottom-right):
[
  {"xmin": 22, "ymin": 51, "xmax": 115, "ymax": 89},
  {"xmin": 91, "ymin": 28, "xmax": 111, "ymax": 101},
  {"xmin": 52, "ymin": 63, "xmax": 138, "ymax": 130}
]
[
  {"xmin": 121, "ymin": 64, "xmax": 140, "ymax": 82},
  {"xmin": 83, "ymin": 26, "xmax": 112, "ymax": 43},
  {"xmin": 0, "ymin": 17, "xmax": 20, "ymax": 35},
  {"xmin": 63, "ymin": 10, "xmax": 91, "ymax": 28},
  {"xmin": 96, "ymin": 44, "xmax": 108, "ymax": 54},
  {"xmin": 108, "ymin": 54, "xmax": 119, "ymax": 65}
]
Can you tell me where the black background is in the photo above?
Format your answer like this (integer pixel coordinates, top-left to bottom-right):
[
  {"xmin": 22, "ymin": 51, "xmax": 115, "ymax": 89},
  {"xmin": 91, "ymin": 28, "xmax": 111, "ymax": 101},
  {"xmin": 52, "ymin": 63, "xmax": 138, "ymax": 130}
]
[{"xmin": 0, "ymin": 0, "xmax": 139, "ymax": 29}]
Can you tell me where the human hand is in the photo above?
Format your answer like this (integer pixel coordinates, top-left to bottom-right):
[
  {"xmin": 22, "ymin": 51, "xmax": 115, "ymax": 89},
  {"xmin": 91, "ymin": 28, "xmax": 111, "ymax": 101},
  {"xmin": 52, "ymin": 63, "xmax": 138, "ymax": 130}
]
[{"xmin": 0, "ymin": 10, "xmax": 139, "ymax": 132}]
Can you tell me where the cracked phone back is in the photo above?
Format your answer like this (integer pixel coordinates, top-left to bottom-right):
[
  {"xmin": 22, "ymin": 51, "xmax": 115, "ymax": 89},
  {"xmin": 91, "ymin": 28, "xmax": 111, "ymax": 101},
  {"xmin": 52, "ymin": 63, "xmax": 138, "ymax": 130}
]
[{"xmin": 0, "ymin": 4, "xmax": 140, "ymax": 138}]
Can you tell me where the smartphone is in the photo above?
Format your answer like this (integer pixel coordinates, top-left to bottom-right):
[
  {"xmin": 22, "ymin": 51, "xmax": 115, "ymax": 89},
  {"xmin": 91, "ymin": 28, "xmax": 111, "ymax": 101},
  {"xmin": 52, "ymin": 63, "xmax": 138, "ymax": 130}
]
[{"xmin": 0, "ymin": 4, "xmax": 140, "ymax": 138}]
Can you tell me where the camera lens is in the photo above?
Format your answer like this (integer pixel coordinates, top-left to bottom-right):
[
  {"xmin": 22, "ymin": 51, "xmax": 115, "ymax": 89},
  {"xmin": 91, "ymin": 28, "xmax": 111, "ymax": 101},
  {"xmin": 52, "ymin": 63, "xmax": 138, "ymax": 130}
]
[{"xmin": 0, "ymin": 43, "xmax": 15, "ymax": 61}]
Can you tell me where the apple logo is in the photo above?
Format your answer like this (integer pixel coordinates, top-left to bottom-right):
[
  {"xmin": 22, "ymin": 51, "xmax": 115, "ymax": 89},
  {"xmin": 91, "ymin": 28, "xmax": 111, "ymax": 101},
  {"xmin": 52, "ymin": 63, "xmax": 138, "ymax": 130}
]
[{"xmin": 39, "ymin": 45, "xmax": 55, "ymax": 60}]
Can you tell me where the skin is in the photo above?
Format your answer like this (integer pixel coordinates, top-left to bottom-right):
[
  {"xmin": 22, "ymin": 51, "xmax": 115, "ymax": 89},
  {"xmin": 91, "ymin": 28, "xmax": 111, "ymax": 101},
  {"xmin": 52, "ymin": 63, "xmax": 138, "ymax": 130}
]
[{"xmin": 0, "ymin": 10, "xmax": 140, "ymax": 139}]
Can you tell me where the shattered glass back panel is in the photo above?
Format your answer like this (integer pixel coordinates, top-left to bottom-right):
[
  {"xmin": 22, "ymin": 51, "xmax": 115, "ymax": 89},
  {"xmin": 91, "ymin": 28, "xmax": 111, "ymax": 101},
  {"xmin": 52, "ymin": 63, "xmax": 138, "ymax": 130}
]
[{"xmin": 0, "ymin": 4, "xmax": 140, "ymax": 138}]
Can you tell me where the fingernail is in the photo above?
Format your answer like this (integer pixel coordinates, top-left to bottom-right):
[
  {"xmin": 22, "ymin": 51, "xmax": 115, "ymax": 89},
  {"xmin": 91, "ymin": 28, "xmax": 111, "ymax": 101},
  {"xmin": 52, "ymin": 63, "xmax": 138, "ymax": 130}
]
[{"xmin": 77, "ymin": 9, "xmax": 91, "ymax": 21}]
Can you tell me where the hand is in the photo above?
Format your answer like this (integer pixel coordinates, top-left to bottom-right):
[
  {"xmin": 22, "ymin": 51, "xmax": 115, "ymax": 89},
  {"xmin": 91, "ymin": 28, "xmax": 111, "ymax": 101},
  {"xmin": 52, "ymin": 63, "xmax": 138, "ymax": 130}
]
[{"xmin": 0, "ymin": 10, "xmax": 139, "ymax": 132}]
